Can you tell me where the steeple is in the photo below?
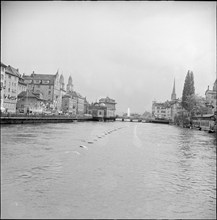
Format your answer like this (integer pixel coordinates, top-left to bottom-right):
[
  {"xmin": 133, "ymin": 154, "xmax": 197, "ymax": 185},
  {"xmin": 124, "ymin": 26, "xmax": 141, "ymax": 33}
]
[
  {"xmin": 171, "ymin": 78, "xmax": 176, "ymax": 101},
  {"xmin": 60, "ymin": 74, "xmax": 65, "ymax": 90},
  {"xmin": 66, "ymin": 75, "xmax": 73, "ymax": 93}
]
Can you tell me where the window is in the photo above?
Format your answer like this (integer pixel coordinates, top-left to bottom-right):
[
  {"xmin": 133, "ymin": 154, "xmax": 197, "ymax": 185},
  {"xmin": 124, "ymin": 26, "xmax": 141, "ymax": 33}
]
[
  {"xmin": 24, "ymin": 79, "xmax": 32, "ymax": 84},
  {"xmin": 42, "ymin": 80, "xmax": 50, "ymax": 84},
  {"xmin": 48, "ymin": 91, "xmax": 51, "ymax": 95},
  {"xmin": 8, "ymin": 88, "xmax": 10, "ymax": 92},
  {"xmin": 34, "ymin": 80, "xmax": 41, "ymax": 84}
]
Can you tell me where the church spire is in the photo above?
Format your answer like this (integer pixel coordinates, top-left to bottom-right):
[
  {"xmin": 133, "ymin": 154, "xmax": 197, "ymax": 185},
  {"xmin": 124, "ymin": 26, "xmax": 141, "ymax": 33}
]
[
  {"xmin": 171, "ymin": 78, "xmax": 176, "ymax": 101},
  {"xmin": 66, "ymin": 75, "xmax": 73, "ymax": 93}
]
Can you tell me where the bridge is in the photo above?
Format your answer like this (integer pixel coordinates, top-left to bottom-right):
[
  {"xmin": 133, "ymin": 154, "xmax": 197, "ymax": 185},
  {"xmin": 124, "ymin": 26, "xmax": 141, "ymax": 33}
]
[
  {"xmin": 115, "ymin": 117, "xmax": 170, "ymax": 124},
  {"xmin": 115, "ymin": 117, "xmax": 147, "ymax": 122}
]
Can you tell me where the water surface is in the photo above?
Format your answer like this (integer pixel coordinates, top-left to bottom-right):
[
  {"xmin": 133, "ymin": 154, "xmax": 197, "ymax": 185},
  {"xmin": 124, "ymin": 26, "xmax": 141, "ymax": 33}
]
[{"xmin": 1, "ymin": 122, "xmax": 216, "ymax": 219}]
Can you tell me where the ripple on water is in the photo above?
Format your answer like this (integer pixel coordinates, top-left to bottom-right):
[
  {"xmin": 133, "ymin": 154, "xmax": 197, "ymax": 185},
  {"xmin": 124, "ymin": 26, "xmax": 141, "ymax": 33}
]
[{"xmin": 1, "ymin": 122, "xmax": 216, "ymax": 219}]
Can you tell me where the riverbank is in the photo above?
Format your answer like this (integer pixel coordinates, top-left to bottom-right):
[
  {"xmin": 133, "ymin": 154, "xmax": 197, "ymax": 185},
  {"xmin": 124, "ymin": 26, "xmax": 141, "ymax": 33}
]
[{"xmin": 0, "ymin": 114, "xmax": 93, "ymax": 124}]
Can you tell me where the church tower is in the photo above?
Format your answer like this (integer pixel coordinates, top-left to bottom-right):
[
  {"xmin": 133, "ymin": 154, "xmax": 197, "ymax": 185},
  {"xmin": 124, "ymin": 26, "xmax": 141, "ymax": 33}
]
[
  {"xmin": 171, "ymin": 79, "xmax": 176, "ymax": 101},
  {"xmin": 66, "ymin": 75, "xmax": 73, "ymax": 93},
  {"xmin": 60, "ymin": 74, "xmax": 65, "ymax": 90}
]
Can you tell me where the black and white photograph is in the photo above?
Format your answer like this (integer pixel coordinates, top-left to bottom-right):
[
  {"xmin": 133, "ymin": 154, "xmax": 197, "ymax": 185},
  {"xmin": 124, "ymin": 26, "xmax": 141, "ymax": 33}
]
[{"xmin": 1, "ymin": 1, "xmax": 216, "ymax": 219}]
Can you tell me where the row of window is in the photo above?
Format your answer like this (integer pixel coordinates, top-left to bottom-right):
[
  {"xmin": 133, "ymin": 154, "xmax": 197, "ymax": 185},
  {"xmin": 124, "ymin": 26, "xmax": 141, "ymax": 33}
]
[{"xmin": 24, "ymin": 79, "xmax": 51, "ymax": 84}]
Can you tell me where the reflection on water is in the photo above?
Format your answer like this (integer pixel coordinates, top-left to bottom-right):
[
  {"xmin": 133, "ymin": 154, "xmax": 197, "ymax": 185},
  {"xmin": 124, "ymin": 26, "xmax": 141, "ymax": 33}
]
[{"xmin": 1, "ymin": 122, "xmax": 216, "ymax": 219}]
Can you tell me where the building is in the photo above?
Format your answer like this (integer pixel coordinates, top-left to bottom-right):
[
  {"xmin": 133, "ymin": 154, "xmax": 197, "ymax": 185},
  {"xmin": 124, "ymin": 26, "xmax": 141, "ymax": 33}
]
[
  {"xmin": 73, "ymin": 91, "xmax": 85, "ymax": 115},
  {"xmin": 17, "ymin": 91, "xmax": 45, "ymax": 114},
  {"xmin": 59, "ymin": 74, "xmax": 66, "ymax": 110},
  {"xmin": 0, "ymin": 62, "xmax": 7, "ymax": 112},
  {"xmin": 62, "ymin": 94, "xmax": 76, "ymax": 115},
  {"xmin": 84, "ymin": 97, "xmax": 89, "ymax": 114},
  {"xmin": 23, "ymin": 70, "xmax": 62, "ymax": 111},
  {"xmin": 99, "ymin": 96, "xmax": 116, "ymax": 118},
  {"xmin": 152, "ymin": 101, "xmax": 172, "ymax": 120},
  {"xmin": 205, "ymin": 80, "xmax": 217, "ymax": 114},
  {"xmin": 88, "ymin": 102, "xmax": 107, "ymax": 120},
  {"xmin": 18, "ymin": 77, "xmax": 27, "ymax": 95},
  {"xmin": 3, "ymin": 65, "xmax": 21, "ymax": 113},
  {"xmin": 62, "ymin": 76, "xmax": 85, "ymax": 115}
]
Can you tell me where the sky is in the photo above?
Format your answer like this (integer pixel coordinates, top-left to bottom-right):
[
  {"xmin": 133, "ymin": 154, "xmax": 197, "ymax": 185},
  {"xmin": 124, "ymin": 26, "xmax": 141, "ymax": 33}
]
[{"xmin": 1, "ymin": 1, "xmax": 216, "ymax": 114}]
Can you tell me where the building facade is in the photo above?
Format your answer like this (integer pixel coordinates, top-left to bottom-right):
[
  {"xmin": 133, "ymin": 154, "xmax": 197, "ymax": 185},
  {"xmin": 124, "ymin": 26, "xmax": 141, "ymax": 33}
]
[
  {"xmin": 205, "ymin": 80, "xmax": 217, "ymax": 114},
  {"xmin": 23, "ymin": 71, "xmax": 62, "ymax": 111},
  {"xmin": 17, "ymin": 91, "xmax": 45, "ymax": 114},
  {"xmin": 0, "ymin": 62, "xmax": 7, "ymax": 112},
  {"xmin": 3, "ymin": 65, "xmax": 21, "ymax": 113},
  {"xmin": 88, "ymin": 102, "xmax": 107, "ymax": 120},
  {"xmin": 152, "ymin": 101, "xmax": 172, "ymax": 120},
  {"xmin": 99, "ymin": 97, "xmax": 116, "ymax": 118},
  {"xmin": 18, "ymin": 77, "xmax": 27, "ymax": 95},
  {"xmin": 62, "ymin": 94, "xmax": 76, "ymax": 115},
  {"xmin": 64, "ymin": 76, "xmax": 85, "ymax": 115}
]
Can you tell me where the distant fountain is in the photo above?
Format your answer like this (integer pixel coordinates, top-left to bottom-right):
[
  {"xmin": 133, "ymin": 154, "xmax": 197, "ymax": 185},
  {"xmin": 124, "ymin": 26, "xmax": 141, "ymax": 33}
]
[{"xmin": 127, "ymin": 108, "xmax": 130, "ymax": 117}]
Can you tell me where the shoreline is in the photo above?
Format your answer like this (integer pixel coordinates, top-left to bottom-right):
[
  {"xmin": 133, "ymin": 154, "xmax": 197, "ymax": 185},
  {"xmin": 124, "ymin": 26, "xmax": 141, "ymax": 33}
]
[{"xmin": 0, "ymin": 115, "xmax": 92, "ymax": 124}]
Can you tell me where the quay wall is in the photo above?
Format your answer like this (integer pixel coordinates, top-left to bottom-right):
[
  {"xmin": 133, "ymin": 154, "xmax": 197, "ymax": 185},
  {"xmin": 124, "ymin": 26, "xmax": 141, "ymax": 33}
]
[{"xmin": 0, "ymin": 115, "xmax": 93, "ymax": 124}]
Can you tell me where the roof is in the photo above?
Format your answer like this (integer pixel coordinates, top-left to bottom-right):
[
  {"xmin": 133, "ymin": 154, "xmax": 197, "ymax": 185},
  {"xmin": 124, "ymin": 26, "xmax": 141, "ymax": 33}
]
[
  {"xmin": 23, "ymin": 73, "xmax": 57, "ymax": 84},
  {"xmin": 99, "ymin": 96, "xmax": 116, "ymax": 104},
  {"xmin": 193, "ymin": 114, "xmax": 215, "ymax": 119},
  {"xmin": 18, "ymin": 78, "xmax": 27, "ymax": 85},
  {"xmin": 67, "ymin": 91, "xmax": 85, "ymax": 99},
  {"xmin": 62, "ymin": 94, "xmax": 71, "ymax": 98},
  {"xmin": 1, "ymin": 62, "xmax": 7, "ymax": 68},
  {"xmin": 5, "ymin": 65, "xmax": 21, "ymax": 77},
  {"xmin": 18, "ymin": 91, "xmax": 43, "ymax": 100}
]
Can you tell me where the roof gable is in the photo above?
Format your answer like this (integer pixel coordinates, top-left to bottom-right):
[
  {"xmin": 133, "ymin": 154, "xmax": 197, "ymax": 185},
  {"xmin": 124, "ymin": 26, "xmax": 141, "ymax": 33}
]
[{"xmin": 5, "ymin": 65, "xmax": 21, "ymax": 77}]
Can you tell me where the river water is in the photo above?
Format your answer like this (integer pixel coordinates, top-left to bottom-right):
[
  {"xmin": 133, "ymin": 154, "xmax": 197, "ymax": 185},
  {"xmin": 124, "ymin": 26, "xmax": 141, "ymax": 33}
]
[{"xmin": 1, "ymin": 122, "xmax": 216, "ymax": 219}]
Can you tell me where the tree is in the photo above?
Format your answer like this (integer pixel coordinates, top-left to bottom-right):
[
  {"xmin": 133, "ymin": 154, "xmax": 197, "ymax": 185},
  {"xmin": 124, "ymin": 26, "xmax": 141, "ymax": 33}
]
[
  {"xmin": 182, "ymin": 70, "xmax": 195, "ymax": 111},
  {"xmin": 142, "ymin": 111, "xmax": 152, "ymax": 119},
  {"xmin": 186, "ymin": 94, "xmax": 212, "ymax": 116}
]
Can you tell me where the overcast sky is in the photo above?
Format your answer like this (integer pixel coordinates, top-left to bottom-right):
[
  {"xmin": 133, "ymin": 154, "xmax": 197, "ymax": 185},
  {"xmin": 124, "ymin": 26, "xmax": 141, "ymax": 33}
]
[{"xmin": 1, "ymin": 1, "xmax": 216, "ymax": 114}]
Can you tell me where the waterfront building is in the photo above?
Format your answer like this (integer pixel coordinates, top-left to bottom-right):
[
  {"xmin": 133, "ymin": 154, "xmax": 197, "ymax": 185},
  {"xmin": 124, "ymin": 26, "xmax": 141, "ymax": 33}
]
[
  {"xmin": 205, "ymin": 79, "xmax": 217, "ymax": 114},
  {"xmin": 3, "ymin": 65, "xmax": 21, "ymax": 113},
  {"xmin": 23, "ymin": 70, "xmax": 62, "ymax": 112},
  {"xmin": 63, "ymin": 76, "xmax": 85, "ymax": 115},
  {"xmin": 17, "ymin": 91, "xmax": 45, "ymax": 114},
  {"xmin": 99, "ymin": 96, "xmax": 116, "ymax": 118},
  {"xmin": 0, "ymin": 62, "xmax": 7, "ymax": 112},
  {"xmin": 74, "ymin": 91, "xmax": 85, "ymax": 115},
  {"xmin": 152, "ymin": 101, "xmax": 172, "ymax": 120},
  {"xmin": 84, "ymin": 97, "xmax": 90, "ymax": 114},
  {"xmin": 62, "ymin": 94, "xmax": 76, "ymax": 115},
  {"xmin": 59, "ymin": 74, "xmax": 66, "ymax": 110},
  {"xmin": 88, "ymin": 102, "xmax": 107, "ymax": 120}
]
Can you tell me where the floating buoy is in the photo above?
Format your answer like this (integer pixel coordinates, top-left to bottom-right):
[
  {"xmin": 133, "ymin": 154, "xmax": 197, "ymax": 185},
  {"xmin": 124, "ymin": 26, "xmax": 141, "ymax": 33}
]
[
  {"xmin": 87, "ymin": 141, "xmax": 94, "ymax": 144},
  {"xmin": 79, "ymin": 145, "xmax": 88, "ymax": 150}
]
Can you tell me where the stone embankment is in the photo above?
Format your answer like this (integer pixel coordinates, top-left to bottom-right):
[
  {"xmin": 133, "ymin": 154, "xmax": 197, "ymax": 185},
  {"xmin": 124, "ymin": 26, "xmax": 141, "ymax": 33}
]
[{"xmin": 0, "ymin": 114, "xmax": 93, "ymax": 124}]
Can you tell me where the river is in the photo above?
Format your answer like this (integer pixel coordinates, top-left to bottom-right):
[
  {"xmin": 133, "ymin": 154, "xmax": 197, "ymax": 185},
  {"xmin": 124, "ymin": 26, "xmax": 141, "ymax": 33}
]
[{"xmin": 1, "ymin": 121, "xmax": 216, "ymax": 219}]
